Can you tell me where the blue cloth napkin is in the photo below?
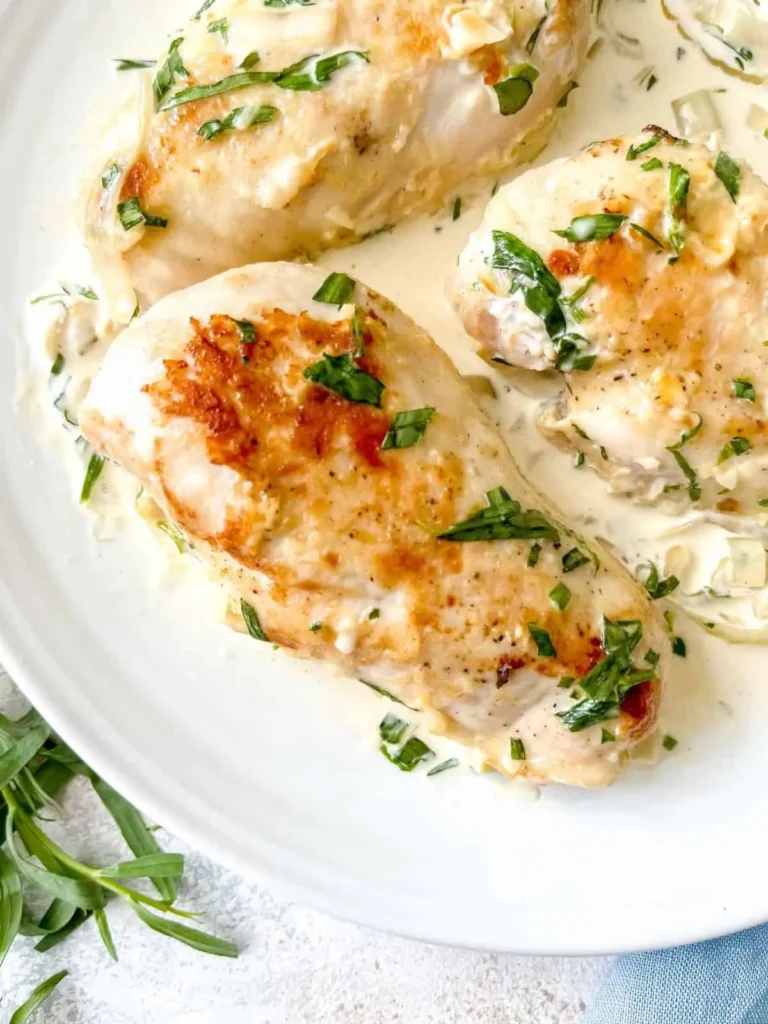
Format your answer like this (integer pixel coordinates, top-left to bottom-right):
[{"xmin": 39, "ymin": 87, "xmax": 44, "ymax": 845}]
[{"xmin": 586, "ymin": 924, "xmax": 768, "ymax": 1024}]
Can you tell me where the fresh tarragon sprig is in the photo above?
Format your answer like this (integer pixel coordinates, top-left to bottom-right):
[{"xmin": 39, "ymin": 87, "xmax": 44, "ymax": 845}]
[{"xmin": 0, "ymin": 706, "xmax": 237, "ymax": 1015}]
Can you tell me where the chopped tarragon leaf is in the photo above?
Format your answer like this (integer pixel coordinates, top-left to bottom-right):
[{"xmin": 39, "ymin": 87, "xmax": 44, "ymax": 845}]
[
  {"xmin": 379, "ymin": 713, "xmax": 408, "ymax": 745},
  {"xmin": 662, "ymin": 734, "xmax": 678, "ymax": 751},
  {"xmin": 195, "ymin": 0, "xmax": 216, "ymax": 15},
  {"xmin": 557, "ymin": 81, "xmax": 579, "ymax": 108},
  {"xmin": 153, "ymin": 38, "xmax": 188, "ymax": 110},
  {"xmin": 101, "ymin": 163, "xmax": 121, "ymax": 189},
  {"xmin": 553, "ymin": 333, "xmax": 595, "ymax": 372},
  {"xmin": 702, "ymin": 22, "xmax": 753, "ymax": 69},
  {"xmin": 666, "ymin": 416, "xmax": 702, "ymax": 501},
  {"xmin": 641, "ymin": 562, "xmax": 680, "ymax": 599},
  {"xmin": 526, "ymin": 15, "xmax": 546, "ymax": 54},
  {"xmin": 509, "ymin": 737, "xmax": 526, "ymax": 760},
  {"xmin": 240, "ymin": 51, "xmax": 261, "ymax": 69},
  {"xmin": 427, "ymin": 758, "xmax": 459, "ymax": 777},
  {"xmin": 493, "ymin": 63, "xmax": 539, "ymax": 116},
  {"xmin": 490, "ymin": 230, "xmax": 565, "ymax": 340},
  {"xmin": 572, "ymin": 423, "xmax": 589, "ymax": 440},
  {"xmin": 527, "ymin": 542, "xmax": 542, "ymax": 567},
  {"xmin": 574, "ymin": 452, "xmax": 585, "ymax": 468},
  {"xmin": 50, "ymin": 352, "xmax": 65, "ymax": 376},
  {"xmin": 645, "ymin": 649, "xmax": 660, "ymax": 667},
  {"xmin": 114, "ymin": 58, "xmax": 155, "ymax": 70},
  {"xmin": 360, "ymin": 679, "xmax": 414, "ymax": 707},
  {"xmin": 80, "ymin": 453, "xmax": 106, "ymax": 504},
  {"xmin": 381, "ymin": 736, "xmax": 434, "ymax": 772},
  {"xmin": 241, "ymin": 599, "xmax": 269, "ymax": 642},
  {"xmin": 265, "ymin": 0, "xmax": 316, "ymax": 5},
  {"xmin": 715, "ymin": 151, "xmax": 740, "ymax": 203},
  {"xmin": 437, "ymin": 487, "xmax": 560, "ymax": 543},
  {"xmin": 549, "ymin": 582, "xmax": 571, "ymax": 610},
  {"xmin": 303, "ymin": 353, "xmax": 384, "ymax": 406},
  {"xmin": 313, "ymin": 271, "xmax": 356, "ymax": 306},
  {"xmin": 561, "ymin": 276, "xmax": 594, "ymax": 323},
  {"xmin": 558, "ymin": 676, "xmax": 574, "ymax": 689},
  {"xmin": 556, "ymin": 617, "xmax": 652, "ymax": 733},
  {"xmin": 601, "ymin": 728, "xmax": 615, "ymax": 744},
  {"xmin": 626, "ymin": 135, "xmax": 661, "ymax": 161},
  {"xmin": 381, "ymin": 408, "xmax": 435, "ymax": 450},
  {"xmin": 198, "ymin": 104, "xmax": 277, "ymax": 140},
  {"xmin": 208, "ymin": 17, "xmax": 229, "ymax": 42},
  {"xmin": 562, "ymin": 548, "xmax": 589, "ymax": 573},
  {"xmin": 758, "ymin": 498, "xmax": 768, "ymax": 508},
  {"xmin": 718, "ymin": 436, "xmax": 752, "ymax": 463},
  {"xmin": 732, "ymin": 378, "xmax": 756, "ymax": 402},
  {"xmin": 156, "ymin": 521, "xmax": 187, "ymax": 553},
  {"xmin": 31, "ymin": 282, "xmax": 99, "ymax": 305},
  {"xmin": 667, "ymin": 163, "xmax": 691, "ymax": 255},
  {"xmin": 630, "ymin": 222, "xmax": 664, "ymax": 249},
  {"xmin": 368, "ymin": 608, "xmax": 380, "ymax": 620},
  {"xmin": 554, "ymin": 213, "xmax": 627, "ymax": 243},
  {"xmin": 528, "ymin": 623, "xmax": 556, "ymax": 658},
  {"xmin": 118, "ymin": 197, "xmax": 168, "ymax": 231},
  {"xmin": 10, "ymin": 971, "xmax": 69, "ymax": 1024},
  {"xmin": 452, "ymin": 197, "xmax": 462, "ymax": 221},
  {"xmin": 160, "ymin": 51, "xmax": 369, "ymax": 109},
  {"xmin": 672, "ymin": 635, "xmax": 686, "ymax": 657},
  {"xmin": 641, "ymin": 157, "xmax": 663, "ymax": 171},
  {"xmin": 309, "ymin": 621, "xmax": 323, "ymax": 632}
]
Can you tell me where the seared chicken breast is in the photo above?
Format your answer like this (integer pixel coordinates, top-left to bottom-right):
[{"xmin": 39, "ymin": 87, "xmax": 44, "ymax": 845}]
[
  {"xmin": 449, "ymin": 130, "xmax": 768, "ymax": 514},
  {"xmin": 80, "ymin": 262, "xmax": 668, "ymax": 787},
  {"xmin": 85, "ymin": 0, "xmax": 588, "ymax": 317}
]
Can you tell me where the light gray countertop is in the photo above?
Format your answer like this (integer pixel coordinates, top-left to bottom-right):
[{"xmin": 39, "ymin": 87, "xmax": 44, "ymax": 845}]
[{"xmin": 0, "ymin": 671, "xmax": 609, "ymax": 1023}]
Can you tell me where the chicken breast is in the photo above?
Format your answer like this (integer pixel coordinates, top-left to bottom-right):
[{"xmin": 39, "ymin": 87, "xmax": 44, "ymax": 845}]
[
  {"xmin": 449, "ymin": 129, "xmax": 768, "ymax": 513},
  {"xmin": 84, "ymin": 0, "xmax": 588, "ymax": 318},
  {"xmin": 665, "ymin": 0, "xmax": 768, "ymax": 78},
  {"xmin": 79, "ymin": 261, "xmax": 668, "ymax": 787}
]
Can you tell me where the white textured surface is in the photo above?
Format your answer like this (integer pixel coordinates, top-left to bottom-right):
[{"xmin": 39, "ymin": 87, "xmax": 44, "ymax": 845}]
[{"xmin": 0, "ymin": 670, "xmax": 609, "ymax": 1022}]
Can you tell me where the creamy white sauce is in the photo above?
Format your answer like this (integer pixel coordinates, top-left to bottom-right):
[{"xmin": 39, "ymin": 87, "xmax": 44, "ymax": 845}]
[{"xmin": 22, "ymin": 0, "xmax": 768, "ymax": 772}]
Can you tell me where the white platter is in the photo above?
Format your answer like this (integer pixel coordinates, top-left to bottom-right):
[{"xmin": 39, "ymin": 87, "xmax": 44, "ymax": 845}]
[{"xmin": 3, "ymin": 0, "xmax": 768, "ymax": 955}]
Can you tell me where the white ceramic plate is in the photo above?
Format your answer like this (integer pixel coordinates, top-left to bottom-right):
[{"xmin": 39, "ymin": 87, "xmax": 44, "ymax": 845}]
[{"xmin": 4, "ymin": 0, "xmax": 768, "ymax": 955}]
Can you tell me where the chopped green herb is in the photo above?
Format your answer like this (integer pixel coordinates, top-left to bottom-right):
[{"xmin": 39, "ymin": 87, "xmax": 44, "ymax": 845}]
[
  {"xmin": 368, "ymin": 608, "xmax": 380, "ymax": 621},
  {"xmin": 599, "ymin": 446, "xmax": 609, "ymax": 461},
  {"xmin": 557, "ymin": 81, "xmax": 579, "ymax": 107},
  {"xmin": 381, "ymin": 408, "xmax": 435, "ymax": 450},
  {"xmin": 561, "ymin": 275, "xmax": 594, "ymax": 323},
  {"xmin": 493, "ymin": 63, "xmax": 539, "ymax": 116},
  {"xmin": 490, "ymin": 230, "xmax": 565, "ymax": 340},
  {"xmin": 526, "ymin": 15, "xmax": 546, "ymax": 54},
  {"xmin": 207, "ymin": 17, "xmax": 229, "ymax": 42},
  {"xmin": 50, "ymin": 353, "xmax": 65, "ymax": 376},
  {"xmin": 359, "ymin": 679, "xmax": 413, "ymax": 707},
  {"xmin": 562, "ymin": 548, "xmax": 589, "ymax": 573},
  {"xmin": 240, "ymin": 51, "xmax": 261, "ymax": 69},
  {"xmin": 114, "ymin": 58, "xmax": 155, "ymax": 70},
  {"xmin": 309, "ymin": 621, "xmax": 323, "ymax": 632},
  {"xmin": 527, "ymin": 543, "xmax": 542, "ymax": 568},
  {"xmin": 381, "ymin": 736, "xmax": 434, "ymax": 772},
  {"xmin": 672, "ymin": 635, "xmax": 687, "ymax": 657},
  {"xmin": 630, "ymin": 222, "xmax": 665, "ymax": 248},
  {"xmin": 667, "ymin": 163, "xmax": 691, "ymax": 254},
  {"xmin": 662, "ymin": 734, "xmax": 678, "ymax": 751},
  {"xmin": 670, "ymin": 415, "xmax": 702, "ymax": 449},
  {"xmin": 554, "ymin": 213, "xmax": 627, "ymax": 243},
  {"xmin": 641, "ymin": 157, "xmax": 663, "ymax": 171},
  {"xmin": 509, "ymin": 737, "xmax": 526, "ymax": 760},
  {"xmin": 118, "ymin": 197, "xmax": 168, "ymax": 231},
  {"xmin": 379, "ymin": 713, "xmax": 408, "ymax": 745},
  {"xmin": 667, "ymin": 448, "xmax": 701, "ymax": 502},
  {"xmin": 557, "ymin": 699, "xmax": 620, "ymax": 732},
  {"xmin": 718, "ymin": 436, "xmax": 752, "ymax": 463},
  {"xmin": 574, "ymin": 452, "xmax": 585, "ymax": 468},
  {"xmin": 732, "ymin": 378, "xmax": 756, "ymax": 402},
  {"xmin": 156, "ymin": 521, "xmax": 187, "ymax": 554},
  {"xmin": 153, "ymin": 38, "xmax": 188, "ymax": 109},
  {"xmin": 549, "ymin": 582, "xmax": 571, "ymax": 610},
  {"xmin": 572, "ymin": 423, "xmax": 589, "ymax": 440},
  {"xmin": 101, "ymin": 163, "xmax": 121, "ymax": 189},
  {"xmin": 645, "ymin": 649, "xmax": 660, "ymax": 667},
  {"xmin": 452, "ymin": 197, "xmax": 462, "ymax": 221},
  {"xmin": 702, "ymin": 22, "xmax": 752, "ymax": 69},
  {"xmin": 641, "ymin": 562, "xmax": 680, "ymax": 599},
  {"xmin": 553, "ymin": 333, "xmax": 596, "ymax": 372},
  {"xmin": 313, "ymin": 272, "xmax": 356, "ymax": 306},
  {"xmin": 31, "ymin": 283, "xmax": 99, "ymax": 305},
  {"xmin": 600, "ymin": 728, "xmax": 615, "ymax": 744},
  {"xmin": 426, "ymin": 758, "xmax": 459, "ymax": 777},
  {"xmin": 241, "ymin": 599, "xmax": 269, "ymax": 642},
  {"xmin": 198, "ymin": 104, "xmax": 277, "ymax": 141},
  {"xmin": 303, "ymin": 353, "xmax": 384, "ymax": 406},
  {"xmin": 160, "ymin": 51, "xmax": 369, "ymax": 109},
  {"xmin": 437, "ymin": 487, "xmax": 559, "ymax": 543},
  {"xmin": 715, "ymin": 151, "xmax": 740, "ymax": 202},
  {"xmin": 558, "ymin": 676, "xmax": 574, "ymax": 689},
  {"xmin": 528, "ymin": 623, "xmax": 557, "ymax": 658},
  {"xmin": 195, "ymin": 0, "xmax": 216, "ymax": 15},
  {"xmin": 627, "ymin": 135, "xmax": 661, "ymax": 161},
  {"xmin": 758, "ymin": 499, "xmax": 768, "ymax": 508},
  {"xmin": 80, "ymin": 453, "xmax": 105, "ymax": 504},
  {"xmin": 264, "ymin": 0, "xmax": 316, "ymax": 6}
]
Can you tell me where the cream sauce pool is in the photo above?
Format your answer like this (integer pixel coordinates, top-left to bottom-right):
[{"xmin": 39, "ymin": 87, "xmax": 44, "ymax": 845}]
[{"xmin": 23, "ymin": 0, "xmax": 768, "ymax": 771}]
